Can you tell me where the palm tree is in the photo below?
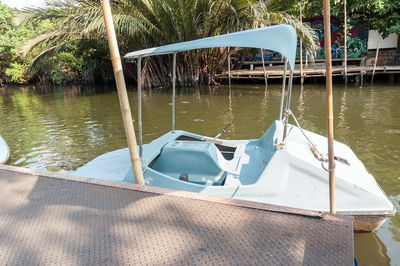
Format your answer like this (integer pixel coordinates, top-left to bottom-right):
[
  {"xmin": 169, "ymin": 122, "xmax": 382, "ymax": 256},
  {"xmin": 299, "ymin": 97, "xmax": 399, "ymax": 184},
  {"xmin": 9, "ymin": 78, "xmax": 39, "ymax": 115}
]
[
  {"xmin": 20, "ymin": 0, "xmax": 318, "ymax": 87},
  {"xmin": 249, "ymin": 1, "xmax": 319, "ymax": 59}
]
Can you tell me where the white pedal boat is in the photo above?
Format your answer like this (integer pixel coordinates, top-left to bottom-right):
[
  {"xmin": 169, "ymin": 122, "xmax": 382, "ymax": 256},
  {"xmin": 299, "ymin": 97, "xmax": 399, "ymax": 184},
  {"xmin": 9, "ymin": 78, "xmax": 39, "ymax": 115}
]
[{"xmin": 74, "ymin": 25, "xmax": 396, "ymax": 231}]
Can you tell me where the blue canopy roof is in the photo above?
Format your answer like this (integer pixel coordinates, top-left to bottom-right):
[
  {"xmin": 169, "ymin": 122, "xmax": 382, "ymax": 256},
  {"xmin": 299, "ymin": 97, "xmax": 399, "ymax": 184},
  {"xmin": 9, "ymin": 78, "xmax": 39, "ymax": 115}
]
[{"xmin": 124, "ymin": 25, "xmax": 297, "ymax": 71}]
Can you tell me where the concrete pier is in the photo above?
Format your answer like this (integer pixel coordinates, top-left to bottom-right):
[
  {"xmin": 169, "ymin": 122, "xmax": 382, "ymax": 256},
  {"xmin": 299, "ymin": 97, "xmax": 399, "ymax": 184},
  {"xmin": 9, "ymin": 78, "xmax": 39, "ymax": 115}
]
[{"xmin": 0, "ymin": 165, "xmax": 353, "ymax": 265}]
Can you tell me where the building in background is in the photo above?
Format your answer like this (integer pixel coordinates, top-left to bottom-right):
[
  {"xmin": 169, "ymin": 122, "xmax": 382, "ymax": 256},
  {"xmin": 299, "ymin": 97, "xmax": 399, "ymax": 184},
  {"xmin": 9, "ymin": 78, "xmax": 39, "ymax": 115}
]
[{"xmin": 246, "ymin": 17, "xmax": 399, "ymax": 66}]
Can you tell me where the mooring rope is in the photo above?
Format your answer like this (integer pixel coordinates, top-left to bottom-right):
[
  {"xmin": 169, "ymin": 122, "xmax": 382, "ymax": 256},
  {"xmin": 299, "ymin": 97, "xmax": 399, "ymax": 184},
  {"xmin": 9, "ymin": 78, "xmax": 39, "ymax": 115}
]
[{"xmin": 284, "ymin": 110, "xmax": 335, "ymax": 172}]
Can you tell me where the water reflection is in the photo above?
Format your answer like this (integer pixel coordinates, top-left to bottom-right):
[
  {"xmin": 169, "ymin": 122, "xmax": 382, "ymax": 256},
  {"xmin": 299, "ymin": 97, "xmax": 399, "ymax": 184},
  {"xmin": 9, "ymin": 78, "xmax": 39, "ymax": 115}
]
[
  {"xmin": 259, "ymin": 85, "xmax": 269, "ymax": 131},
  {"xmin": 0, "ymin": 85, "xmax": 124, "ymax": 171},
  {"xmin": 0, "ymin": 83, "xmax": 399, "ymax": 264},
  {"xmin": 227, "ymin": 85, "xmax": 234, "ymax": 136},
  {"xmin": 354, "ymin": 232, "xmax": 391, "ymax": 265},
  {"xmin": 63, "ymin": 85, "xmax": 81, "ymax": 98},
  {"xmin": 337, "ymin": 87, "xmax": 348, "ymax": 131},
  {"xmin": 297, "ymin": 84, "xmax": 305, "ymax": 121}
]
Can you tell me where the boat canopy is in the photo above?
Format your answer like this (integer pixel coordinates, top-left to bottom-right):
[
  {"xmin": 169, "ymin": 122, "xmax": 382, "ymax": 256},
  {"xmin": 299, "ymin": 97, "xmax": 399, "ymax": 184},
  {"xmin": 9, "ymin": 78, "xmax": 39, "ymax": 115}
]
[
  {"xmin": 124, "ymin": 25, "xmax": 297, "ymax": 71},
  {"xmin": 123, "ymin": 25, "xmax": 297, "ymax": 158}
]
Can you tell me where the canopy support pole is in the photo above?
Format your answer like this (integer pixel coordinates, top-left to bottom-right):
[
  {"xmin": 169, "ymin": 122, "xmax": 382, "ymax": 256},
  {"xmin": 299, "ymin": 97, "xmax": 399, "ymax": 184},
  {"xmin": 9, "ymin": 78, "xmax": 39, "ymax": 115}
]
[
  {"xmin": 323, "ymin": 0, "xmax": 336, "ymax": 214},
  {"xmin": 172, "ymin": 52, "xmax": 177, "ymax": 132},
  {"xmin": 101, "ymin": 0, "xmax": 144, "ymax": 185},
  {"xmin": 137, "ymin": 56, "xmax": 143, "ymax": 159},
  {"xmin": 279, "ymin": 59, "xmax": 288, "ymax": 120},
  {"xmin": 282, "ymin": 69, "xmax": 293, "ymax": 140}
]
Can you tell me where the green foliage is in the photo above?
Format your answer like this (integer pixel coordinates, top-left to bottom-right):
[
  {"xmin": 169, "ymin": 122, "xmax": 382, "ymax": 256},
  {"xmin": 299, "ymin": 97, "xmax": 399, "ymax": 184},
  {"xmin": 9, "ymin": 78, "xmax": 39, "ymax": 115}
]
[
  {"xmin": 363, "ymin": 0, "xmax": 400, "ymax": 38},
  {"xmin": 19, "ymin": 0, "xmax": 319, "ymax": 87},
  {"xmin": 300, "ymin": 0, "xmax": 400, "ymax": 38},
  {"xmin": 249, "ymin": 1, "xmax": 319, "ymax": 59},
  {"xmin": 0, "ymin": 0, "xmax": 98, "ymax": 85},
  {"xmin": 3, "ymin": 0, "xmax": 399, "ymax": 87},
  {"xmin": 49, "ymin": 51, "xmax": 83, "ymax": 84},
  {"xmin": 29, "ymin": 46, "xmax": 89, "ymax": 84},
  {"xmin": 4, "ymin": 62, "xmax": 29, "ymax": 83},
  {"xmin": 0, "ymin": 1, "xmax": 34, "ymax": 84}
]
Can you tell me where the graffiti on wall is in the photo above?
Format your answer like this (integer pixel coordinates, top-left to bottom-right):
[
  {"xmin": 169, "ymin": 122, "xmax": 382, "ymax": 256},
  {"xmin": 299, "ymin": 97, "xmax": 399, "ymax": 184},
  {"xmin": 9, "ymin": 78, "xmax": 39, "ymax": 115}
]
[
  {"xmin": 246, "ymin": 17, "xmax": 369, "ymax": 62},
  {"xmin": 246, "ymin": 48, "xmax": 282, "ymax": 62},
  {"xmin": 366, "ymin": 50, "xmax": 400, "ymax": 66},
  {"xmin": 304, "ymin": 17, "xmax": 368, "ymax": 59}
]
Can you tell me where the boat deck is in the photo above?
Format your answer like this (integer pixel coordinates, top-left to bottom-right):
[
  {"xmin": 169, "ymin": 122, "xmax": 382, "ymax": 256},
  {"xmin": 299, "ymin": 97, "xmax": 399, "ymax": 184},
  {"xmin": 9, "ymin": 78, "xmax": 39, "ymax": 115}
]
[{"xmin": 0, "ymin": 165, "xmax": 354, "ymax": 265}]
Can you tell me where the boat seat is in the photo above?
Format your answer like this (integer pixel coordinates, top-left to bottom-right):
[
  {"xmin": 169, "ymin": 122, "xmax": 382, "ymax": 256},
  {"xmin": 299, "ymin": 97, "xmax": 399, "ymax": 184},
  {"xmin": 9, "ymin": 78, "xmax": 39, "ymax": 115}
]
[{"xmin": 151, "ymin": 141, "xmax": 227, "ymax": 186}]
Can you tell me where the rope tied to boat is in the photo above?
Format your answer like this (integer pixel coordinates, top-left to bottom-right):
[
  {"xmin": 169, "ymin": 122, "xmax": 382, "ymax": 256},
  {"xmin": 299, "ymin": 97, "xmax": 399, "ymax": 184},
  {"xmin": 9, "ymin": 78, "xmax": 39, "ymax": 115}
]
[
  {"xmin": 309, "ymin": 143, "xmax": 328, "ymax": 163},
  {"xmin": 285, "ymin": 110, "xmax": 335, "ymax": 172}
]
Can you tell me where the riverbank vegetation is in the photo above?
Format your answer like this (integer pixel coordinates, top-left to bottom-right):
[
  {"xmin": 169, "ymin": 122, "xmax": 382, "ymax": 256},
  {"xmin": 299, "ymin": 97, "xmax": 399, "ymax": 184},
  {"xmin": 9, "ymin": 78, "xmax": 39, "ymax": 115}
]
[
  {"xmin": 0, "ymin": 1, "xmax": 33, "ymax": 85},
  {"xmin": 0, "ymin": 0, "xmax": 399, "ymax": 88}
]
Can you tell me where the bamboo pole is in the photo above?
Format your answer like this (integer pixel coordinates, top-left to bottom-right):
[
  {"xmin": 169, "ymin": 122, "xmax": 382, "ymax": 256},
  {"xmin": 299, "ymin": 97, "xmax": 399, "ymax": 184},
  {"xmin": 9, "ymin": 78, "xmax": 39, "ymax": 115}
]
[
  {"xmin": 300, "ymin": 4, "xmax": 304, "ymax": 85},
  {"xmin": 323, "ymin": 0, "xmax": 336, "ymax": 214},
  {"xmin": 137, "ymin": 56, "xmax": 143, "ymax": 158},
  {"xmin": 371, "ymin": 41, "xmax": 380, "ymax": 85},
  {"xmin": 344, "ymin": 0, "xmax": 347, "ymax": 84},
  {"xmin": 261, "ymin": 49, "xmax": 268, "ymax": 85},
  {"xmin": 101, "ymin": 0, "xmax": 145, "ymax": 185}
]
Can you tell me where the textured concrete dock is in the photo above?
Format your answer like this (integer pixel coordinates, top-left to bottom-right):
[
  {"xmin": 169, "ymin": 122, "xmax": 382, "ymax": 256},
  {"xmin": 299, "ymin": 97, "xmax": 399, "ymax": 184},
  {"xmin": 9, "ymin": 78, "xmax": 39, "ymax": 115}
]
[{"xmin": 0, "ymin": 165, "xmax": 353, "ymax": 265}]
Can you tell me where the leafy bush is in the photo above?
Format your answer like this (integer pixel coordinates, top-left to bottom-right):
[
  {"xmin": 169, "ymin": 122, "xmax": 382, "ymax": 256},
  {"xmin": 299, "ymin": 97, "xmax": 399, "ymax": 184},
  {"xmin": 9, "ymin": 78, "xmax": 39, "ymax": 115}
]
[
  {"xmin": 50, "ymin": 51, "xmax": 83, "ymax": 84},
  {"xmin": 4, "ymin": 62, "xmax": 29, "ymax": 84},
  {"xmin": 0, "ymin": 1, "xmax": 34, "ymax": 85}
]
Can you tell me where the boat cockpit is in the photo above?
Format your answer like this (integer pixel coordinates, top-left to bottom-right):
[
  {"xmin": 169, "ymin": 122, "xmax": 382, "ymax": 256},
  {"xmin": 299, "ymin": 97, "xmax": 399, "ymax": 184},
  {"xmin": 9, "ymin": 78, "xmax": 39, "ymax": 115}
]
[{"xmin": 147, "ymin": 121, "xmax": 277, "ymax": 187}]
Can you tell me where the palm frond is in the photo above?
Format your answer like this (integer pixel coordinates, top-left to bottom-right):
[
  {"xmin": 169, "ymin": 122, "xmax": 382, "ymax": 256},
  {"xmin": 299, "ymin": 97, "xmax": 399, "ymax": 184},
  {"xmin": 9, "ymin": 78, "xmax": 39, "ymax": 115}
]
[{"xmin": 20, "ymin": 0, "xmax": 319, "ymax": 86}]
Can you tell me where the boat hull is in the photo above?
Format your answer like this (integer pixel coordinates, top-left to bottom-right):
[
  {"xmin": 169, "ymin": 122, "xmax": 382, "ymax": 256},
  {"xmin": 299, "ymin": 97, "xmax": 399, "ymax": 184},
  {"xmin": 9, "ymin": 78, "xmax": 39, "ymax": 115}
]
[
  {"xmin": 354, "ymin": 215, "xmax": 388, "ymax": 232},
  {"xmin": 338, "ymin": 210, "xmax": 396, "ymax": 232},
  {"xmin": 0, "ymin": 135, "xmax": 9, "ymax": 164},
  {"xmin": 73, "ymin": 121, "xmax": 396, "ymax": 232}
]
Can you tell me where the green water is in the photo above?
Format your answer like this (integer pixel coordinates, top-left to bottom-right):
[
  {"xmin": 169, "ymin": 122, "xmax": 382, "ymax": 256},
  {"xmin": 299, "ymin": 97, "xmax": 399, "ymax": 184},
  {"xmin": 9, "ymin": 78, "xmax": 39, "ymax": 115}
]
[{"xmin": 0, "ymin": 83, "xmax": 399, "ymax": 264}]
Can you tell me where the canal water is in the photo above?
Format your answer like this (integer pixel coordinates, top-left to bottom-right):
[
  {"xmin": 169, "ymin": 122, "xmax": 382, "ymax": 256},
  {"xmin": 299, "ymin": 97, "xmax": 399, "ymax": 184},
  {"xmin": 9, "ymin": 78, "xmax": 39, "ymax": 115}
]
[{"xmin": 0, "ymin": 83, "xmax": 399, "ymax": 264}]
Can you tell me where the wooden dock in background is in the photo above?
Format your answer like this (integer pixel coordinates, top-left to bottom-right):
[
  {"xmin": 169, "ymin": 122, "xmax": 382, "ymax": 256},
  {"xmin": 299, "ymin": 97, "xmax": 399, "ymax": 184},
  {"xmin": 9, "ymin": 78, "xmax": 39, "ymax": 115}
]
[
  {"xmin": 0, "ymin": 164, "xmax": 354, "ymax": 265},
  {"xmin": 219, "ymin": 64, "xmax": 400, "ymax": 80}
]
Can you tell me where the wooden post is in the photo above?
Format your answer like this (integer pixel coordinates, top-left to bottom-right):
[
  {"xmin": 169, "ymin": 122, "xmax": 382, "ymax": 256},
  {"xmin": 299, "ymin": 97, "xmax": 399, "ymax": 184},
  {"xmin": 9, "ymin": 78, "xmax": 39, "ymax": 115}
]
[
  {"xmin": 300, "ymin": 3, "xmax": 304, "ymax": 85},
  {"xmin": 323, "ymin": 0, "xmax": 335, "ymax": 214},
  {"xmin": 101, "ymin": 0, "xmax": 145, "ymax": 185},
  {"xmin": 360, "ymin": 70, "xmax": 364, "ymax": 86},
  {"xmin": 360, "ymin": 57, "xmax": 365, "ymax": 86},
  {"xmin": 371, "ymin": 41, "xmax": 380, "ymax": 85},
  {"xmin": 344, "ymin": 0, "xmax": 347, "ymax": 84},
  {"xmin": 306, "ymin": 53, "xmax": 308, "ymax": 67},
  {"xmin": 137, "ymin": 56, "xmax": 143, "ymax": 158},
  {"xmin": 261, "ymin": 49, "xmax": 268, "ymax": 85}
]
